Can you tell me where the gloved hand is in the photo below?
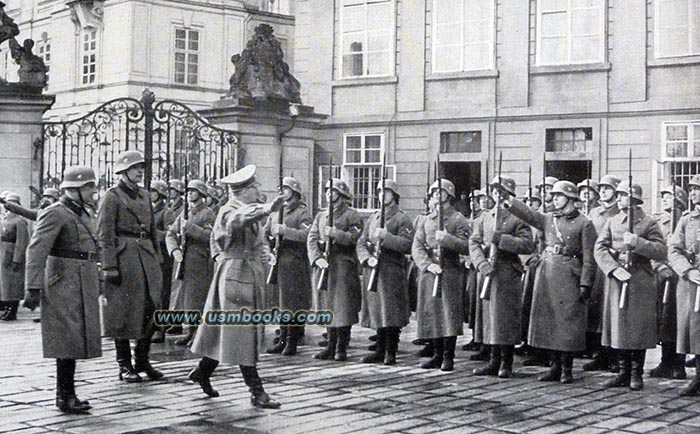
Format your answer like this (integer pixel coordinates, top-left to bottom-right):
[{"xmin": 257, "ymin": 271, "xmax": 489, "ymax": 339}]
[
  {"xmin": 315, "ymin": 258, "xmax": 329, "ymax": 269},
  {"xmin": 366, "ymin": 257, "xmax": 378, "ymax": 268},
  {"xmin": 101, "ymin": 268, "xmax": 121, "ymax": 285},
  {"xmin": 687, "ymin": 269, "xmax": 700, "ymax": 285},
  {"xmin": 578, "ymin": 286, "xmax": 591, "ymax": 303},
  {"xmin": 324, "ymin": 227, "xmax": 337, "ymax": 239},
  {"xmin": 271, "ymin": 223, "xmax": 287, "ymax": 237},
  {"xmin": 23, "ymin": 289, "xmax": 41, "ymax": 311},
  {"xmin": 478, "ymin": 262, "xmax": 494, "ymax": 276},
  {"xmin": 490, "ymin": 231, "xmax": 503, "ymax": 245},
  {"xmin": 172, "ymin": 249, "xmax": 184, "ymax": 263},
  {"xmin": 427, "ymin": 263, "xmax": 442, "ymax": 275},
  {"xmin": 268, "ymin": 252, "xmax": 277, "ymax": 266},
  {"xmin": 657, "ymin": 264, "xmax": 674, "ymax": 281},
  {"xmin": 612, "ymin": 267, "xmax": 631, "ymax": 282},
  {"xmin": 435, "ymin": 230, "xmax": 447, "ymax": 245},
  {"xmin": 11, "ymin": 261, "xmax": 21, "ymax": 272},
  {"xmin": 373, "ymin": 228, "xmax": 388, "ymax": 240}
]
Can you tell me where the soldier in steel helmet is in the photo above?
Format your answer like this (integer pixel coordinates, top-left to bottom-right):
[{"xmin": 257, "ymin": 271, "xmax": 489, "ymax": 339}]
[
  {"xmin": 413, "ymin": 178, "xmax": 470, "ymax": 372},
  {"xmin": 168, "ymin": 179, "xmax": 186, "ymax": 217},
  {"xmin": 0, "ymin": 192, "xmax": 29, "ymax": 321},
  {"xmin": 264, "ymin": 176, "xmax": 312, "ymax": 356},
  {"xmin": 307, "ymin": 177, "xmax": 363, "ymax": 362},
  {"xmin": 188, "ymin": 165, "xmax": 285, "ymax": 408},
  {"xmin": 0, "ymin": 187, "xmax": 62, "ymax": 223},
  {"xmin": 506, "ymin": 180, "xmax": 597, "ymax": 383},
  {"xmin": 595, "ymin": 181, "xmax": 666, "ymax": 391},
  {"xmin": 578, "ymin": 179, "xmax": 600, "ymax": 216},
  {"xmin": 357, "ymin": 180, "xmax": 414, "ymax": 365},
  {"xmin": 669, "ymin": 174, "xmax": 700, "ymax": 397},
  {"xmin": 583, "ymin": 174, "xmax": 622, "ymax": 373},
  {"xmin": 649, "ymin": 184, "xmax": 688, "ymax": 380},
  {"xmin": 23, "ymin": 166, "xmax": 101, "ymax": 414},
  {"xmin": 536, "ymin": 176, "xmax": 559, "ymax": 213},
  {"xmin": 470, "ymin": 176, "xmax": 534, "ymax": 378},
  {"xmin": 165, "ymin": 180, "xmax": 216, "ymax": 346},
  {"xmin": 150, "ymin": 180, "xmax": 174, "ymax": 343},
  {"xmin": 97, "ymin": 150, "xmax": 164, "ymax": 383}
]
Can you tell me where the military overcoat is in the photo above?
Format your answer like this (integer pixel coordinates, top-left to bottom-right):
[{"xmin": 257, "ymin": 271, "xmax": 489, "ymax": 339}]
[
  {"xmin": 0, "ymin": 212, "xmax": 28, "ymax": 301},
  {"xmin": 587, "ymin": 202, "xmax": 620, "ymax": 333},
  {"xmin": 651, "ymin": 207, "xmax": 683, "ymax": 342}
]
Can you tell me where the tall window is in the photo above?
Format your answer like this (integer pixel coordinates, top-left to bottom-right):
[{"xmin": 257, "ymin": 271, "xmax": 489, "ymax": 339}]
[
  {"xmin": 432, "ymin": 0, "xmax": 494, "ymax": 72},
  {"xmin": 80, "ymin": 30, "xmax": 98, "ymax": 85},
  {"xmin": 340, "ymin": 0, "xmax": 394, "ymax": 78},
  {"xmin": 662, "ymin": 121, "xmax": 700, "ymax": 189},
  {"xmin": 536, "ymin": 0, "xmax": 605, "ymax": 65},
  {"xmin": 174, "ymin": 28, "xmax": 199, "ymax": 85},
  {"xmin": 37, "ymin": 38, "xmax": 51, "ymax": 88},
  {"xmin": 655, "ymin": 0, "xmax": 700, "ymax": 58}
]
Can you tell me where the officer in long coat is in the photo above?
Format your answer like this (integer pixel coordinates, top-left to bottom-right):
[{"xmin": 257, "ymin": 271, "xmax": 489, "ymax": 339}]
[
  {"xmin": 649, "ymin": 185, "xmax": 687, "ymax": 379},
  {"xmin": 507, "ymin": 181, "xmax": 596, "ymax": 383},
  {"xmin": 583, "ymin": 174, "xmax": 622, "ymax": 372},
  {"xmin": 357, "ymin": 180, "xmax": 413, "ymax": 365},
  {"xmin": 413, "ymin": 178, "xmax": 470, "ymax": 372},
  {"xmin": 97, "ymin": 150, "xmax": 163, "ymax": 382},
  {"xmin": 166, "ymin": 180, "xmax": 216, "ymax": 346},
  {"xmin": 668, "ymin": 175, "xmax": 700, "ymax": 396},
  {"xmin": 0, "ymin": 193, "xmax": 29, "ymax": 321},
  {"xmin": 264, "ymin": 176, "xmax": 312, "ymax": 356},
  {"xmin": 308, "ymin": 178, "xmax": 363, "ymax": 362},
  {"xmin": 188, "ymin": 165, "xmax": 284, "ymax": 408},
  {"xmin": 23, "ymin": 166, "xmax": 101, "ymax": 414},
  {"xmin": 470, "ymin": 177, "xmax": 534, "ymax": 378},
  {"xmin": 595, "ymin": 181, "xmax": 666, "ymax": 391},
  {"xmin": 150, "ymin": 180, "xmax": 174, "ymax": 343}
]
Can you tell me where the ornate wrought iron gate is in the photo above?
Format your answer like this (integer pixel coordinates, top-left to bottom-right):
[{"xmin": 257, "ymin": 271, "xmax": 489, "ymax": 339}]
[{"xmin": 41, "ymin": 89, "xmax": 241, "ymax": 191}]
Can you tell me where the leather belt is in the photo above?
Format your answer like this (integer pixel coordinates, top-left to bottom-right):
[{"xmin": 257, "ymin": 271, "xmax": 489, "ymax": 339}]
[
  {"xmin": 117, "ymin": 230, "xmax": 151, "ymax": 239},
  {"xmin": 544, "ymin": 245, "xmax": 577, "ymax": 258},
  {"xmin": 0, "ymin": 236, "xmax": 16, "ymax": 243},
  {"xmin": 50, "ymin": 248, "xmax": 98, "ymax": 262}
]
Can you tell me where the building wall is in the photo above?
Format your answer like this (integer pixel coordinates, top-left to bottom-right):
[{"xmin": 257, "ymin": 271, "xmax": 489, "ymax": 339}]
[{"xmin": 295, "ymin": 0, "xmax": 700, "ymax": 216}]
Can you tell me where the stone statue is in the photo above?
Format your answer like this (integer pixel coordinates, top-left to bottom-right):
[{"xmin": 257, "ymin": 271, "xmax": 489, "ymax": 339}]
[
  {"xmin": 0, "ymin": 2, "xmax": 20, "ymax": 46},
  {"xmin": 9, "ymin": 38, "xmax": 48, "ymax": 87},
  {"xmin": 228, "ymin": 24, "xmax": 301, "ymax": 104}
]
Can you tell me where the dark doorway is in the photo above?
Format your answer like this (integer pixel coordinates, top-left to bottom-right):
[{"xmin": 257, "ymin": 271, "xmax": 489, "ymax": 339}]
[
  {"xmin": 440, "ymin": 161, "xmax": 481, "ymax": 196},
  {"xmin": 545, "ymin": 160, "xmax": 591, "ymax": 184}
]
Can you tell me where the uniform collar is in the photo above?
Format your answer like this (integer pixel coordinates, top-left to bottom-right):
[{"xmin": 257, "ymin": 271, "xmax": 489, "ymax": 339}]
[
  {"xmin": 430, "ymin": 204, "xmax": 456, "ymax": 219},
  {"xmin": 118, "ymin": 179, "xmax": 141, "ymax": 200},
  {"xmin": 620, "ymin": 206, "xmax": 645, "ymax": 224},
  {"xmin": 60, "ymin": 196, "xmax": 87, "ymax": 217}
]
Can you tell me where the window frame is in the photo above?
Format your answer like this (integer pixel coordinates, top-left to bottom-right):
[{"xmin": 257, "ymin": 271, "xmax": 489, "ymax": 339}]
[
  {"xmin": 37, "ymin": 38, "xmax": 51, "ymax": 88},
  {"xmin": 431, "ymin": 0, "xmax": 495, "ymax": 73},
  {"xmin": 173, "ymin": 26, "xmax": 201, "ymax": 86},
  {"xmin": 535, "ymin": 0, "xmax": 606, "ymax": 66},
  {"xmin": 79, "ymin": 29, "xmax": 99, "ymax": 86},
  {"xmin": 654, "ymin": 0, "xmax": 700, "ymax": 59},
  {"xmin": 661, "ymin": 120, "xmax": 700, "ymax": 161},
  {"xmin": 338, "ymin": 0, "xmax": 396, "ymax": 79}
]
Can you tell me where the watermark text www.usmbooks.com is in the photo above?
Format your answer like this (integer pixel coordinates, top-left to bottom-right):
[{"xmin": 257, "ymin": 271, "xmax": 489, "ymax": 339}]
[{"xmin": 154, "ymin": 308, "xmax": 333, "ymax": 326}]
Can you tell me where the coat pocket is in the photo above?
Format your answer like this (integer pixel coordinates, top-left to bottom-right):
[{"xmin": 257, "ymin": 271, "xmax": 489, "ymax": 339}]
[{"xmin": 223, "ymin": 259, "xmax": 256, "ymax": 305}]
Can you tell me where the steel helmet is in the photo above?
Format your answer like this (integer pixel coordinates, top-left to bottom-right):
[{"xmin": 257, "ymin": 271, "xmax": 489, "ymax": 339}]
[
  {"xmin": 490, "ymin": 176, "xmax": 516, "ymax": 197},
  {"xmin": 659, "ymin": 185, "xmax": 688, "ymax": 208},
  {"xmin": 186, "ymin": 179, "xmax": 209, "ymax": 196},
  {"xmin": 325, "ymin": 178, "xmax": 352, "ymax": 199},
  {"xmin": 150, "ymin": 180, "xmax": 168, "ymax": 197},
  {"xmin": 42, "ymin": 188, "xmax": 61, "ymax": 200},
  {"xmin": 60, "ymin": 166, "xmax": 97, "ymax": 189},
  {"xmin": 376, "ymin": 179, "xmax": 400, "ymax": 197},
  {"xmin": 282, "ymin": 176, "xmax": 303, "ymax": 196},
  {"xmin": 616, "ymin": 180, "xmax": 644, "ymax": 205},
  {"xmin": 4, "ymin": 192, "xmax": 20, "ymax": 204},
  {"xmin": 114, "ymin": 150, "xmax": 145, "ymax": 174},
  {"xmin": 599, "ymin": 174, "xmax": 622, "ymax": 190},
  {"xmin": 169, "ymin": 179, "xmax": 185, "ymax": 194},
  {"xmin": 577, "ymin": 179, "xmax": 600, "ymax": 195},
  {"xmin": 525, "ymin": 190, "xmax": 543, "ymax": 204},
  {"xmin": 429, "ymin": 179, "xmax": 456, "ymax": 198},
  {"xmin": 688, "ymin": 175, "xmax": 700, "ymax": 190},
  {"xmin": 537, "ymin": 176, "xmax": 559, "ymax": 189},
  {"xmin": 206, "ymin": 185, "xmax": 219, "ymax": 199},
  {"xmin": 551, "ymin": 180, "xmax": 580, "ymax": 200}
]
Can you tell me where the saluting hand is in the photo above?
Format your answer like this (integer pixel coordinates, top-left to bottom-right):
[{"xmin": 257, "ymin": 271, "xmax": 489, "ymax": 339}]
[{"xmin": 612, "ymin": 267, "xmax": 631, "ymax": 282}]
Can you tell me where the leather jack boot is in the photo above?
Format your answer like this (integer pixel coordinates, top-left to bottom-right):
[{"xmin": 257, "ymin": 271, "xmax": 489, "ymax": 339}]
[
  {"xmin": 630, "ymin": 350, "xmax": 645, "ymax": 391},
  {"xmin": 56, "ymin": 358, "xmax": 91, "ymax": 414},
  {"xmin": 679, "ymin": 355, "xmax": 700, "ymax": 397},
  {"xmin": 522, "ymin": 347, "xmax": 550, "ymax": 367},
  {"xmin": 189, "ymin": 357, "xmax": 219, "ymax": 398},
  {"xmin": 420, "ymin": 339, "xmax": 444, "ymax": 369},
  {"xmin": 318, "ymin": 331, "xmax": 328, "ymax": 347},
  {"xmin": 583, "ymin": 345, "xmax": 611, "ymax": 372},
  {"xmin": 0, "ymin": 301, "xmax": 18, "ymax": 321},
  {"xmin": 384, "ymin": 327, "xmax": 400, "ymax": 366},
  {"xmin": 240, "ymin": 365, "xmax": 281, "ymax": 409},
  {"xmin": 474, "ymin": 345, "xmax": 501, "ymax": 376},
  {"xmin": 314, "ymin": 328, "xmax": 337, "ymax": 360},
  {"xmin": 673, "ymin": 350, "xmax": 687, "ymax": 380},
  {"xmin": 498, "ymin": 345, "xmax": 514, "ymax": 378},
  {"xmin": 560, "ymin": 352, "xmax": 574, "ymax": 384},
  {"xmin": 151, "ymin": 327, "xmax": 166, "ymax": 344},
  {"xmin": 115, "ymin": 339, "xmax": 142, "ymax": 382},
  {"xmin": 441, "ymin": 337, "xmax": 457, "ymax": 372},
  {"xmin": 174, "ymin": 327, "xmax": 195, "ymax": 346},
  {"xmin": 470, "ymin": 344, "xmax": 491, "ymax": 361},
  {"xmin": 602, "ymin": 350, "xmax": 631, "ymax": 388},
  {"xmin": 417, "ymin": 340, "xmax": 435, "ymax": 358},
  {"xmin": 462, "ymin": 338, "xmax": 479, "ymax": 352},
  {"xmin": 267, "ymin": 326, "xmax": 288, "ymax": 354},
  {"xmin": 538, "ymin": 351, "xmax": 562, "ymax": 382},
  {"xmin": 361, "ymin": 328, "xmax": 385, "ymax": 363},
  {"xmin": 134, "ymin": 338, "xmax": 164, "ymax": 380},
  {"xmin": 282, "ymin": 326, "xmax": 302, "ymax": 356},
  {"xmin": 649, "ymin": 342, "xmax": 674, "ymax": 378},
  {"xmin": 335, "ymin": 326, "xmax": 351, "ymax": 361}
]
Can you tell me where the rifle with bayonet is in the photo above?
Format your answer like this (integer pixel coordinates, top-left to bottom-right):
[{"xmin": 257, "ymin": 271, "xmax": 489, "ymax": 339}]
[
  {"xmin": 266, "ymin": 149, "xmax": 286, "ymax": 285},
  {"xmin": 619, "ymin": 149, "xmax": 633, "ymax": 309},
  {"xmin": 662, "ymin": 151, "xmax": 676, "ymax": 307},
  {"xmin": 432, "ymin": 156, "xmax": 444, "ymax": 298},
  {"xmin": 366, "ymin": 149, "xmax": 387, "ymax": 292},
  {"xmin": 174, "ymin": 151, "xmax": 189, "ymax": 280},
  {"xmin": 317, "ymin": 159, "xmax": 333, "ymax": 291},
  {"xmin": 480, "ymin": 152, "xmax": 502, "ymax": 300},
  {"xmin": 585, "ymin": 160, "xmax": 592, "ymax": 215}
]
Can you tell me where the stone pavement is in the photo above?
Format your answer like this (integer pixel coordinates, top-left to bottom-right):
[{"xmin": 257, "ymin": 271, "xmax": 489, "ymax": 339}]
[{"xmin": 1, "ymin": 308, "xmax": 699, "ymax": 434}]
